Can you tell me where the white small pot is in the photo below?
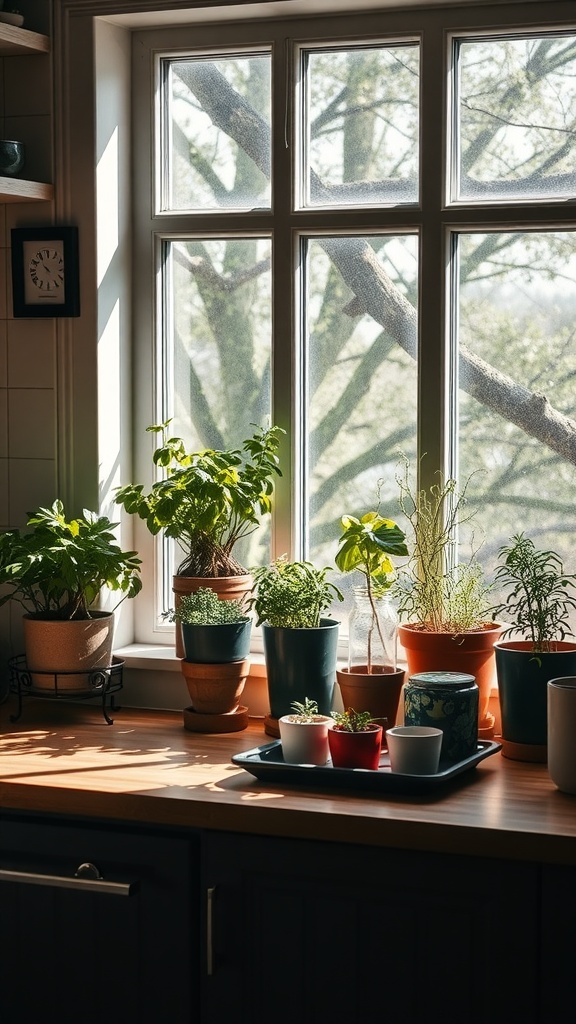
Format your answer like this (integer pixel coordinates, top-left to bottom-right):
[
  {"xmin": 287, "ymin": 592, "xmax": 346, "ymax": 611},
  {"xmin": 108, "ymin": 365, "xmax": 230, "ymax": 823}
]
[{"xmin": 279, "ymin": 714, "xmax": 334, "ymax": 765}]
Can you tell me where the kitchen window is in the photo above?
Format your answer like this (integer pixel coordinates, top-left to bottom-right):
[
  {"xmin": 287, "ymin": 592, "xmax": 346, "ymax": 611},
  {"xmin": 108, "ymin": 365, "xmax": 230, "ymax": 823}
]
[{"xmin": 130, "ymin": 3, "xmax": 576, "ymax": 647}]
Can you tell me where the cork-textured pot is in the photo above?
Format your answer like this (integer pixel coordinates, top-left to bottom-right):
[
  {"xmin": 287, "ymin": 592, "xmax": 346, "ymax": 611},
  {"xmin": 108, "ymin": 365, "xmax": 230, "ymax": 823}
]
[{"xmin": 23, "ymin": 612, "xmax": 115, "ymax": 691}]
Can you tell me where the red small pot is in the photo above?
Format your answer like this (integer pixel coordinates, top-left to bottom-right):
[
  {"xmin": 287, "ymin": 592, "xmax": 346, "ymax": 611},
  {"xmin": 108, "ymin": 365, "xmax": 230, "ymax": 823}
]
[{"xmin": 328, "ymin": 724, "xmax": 383, "ymax": 770}]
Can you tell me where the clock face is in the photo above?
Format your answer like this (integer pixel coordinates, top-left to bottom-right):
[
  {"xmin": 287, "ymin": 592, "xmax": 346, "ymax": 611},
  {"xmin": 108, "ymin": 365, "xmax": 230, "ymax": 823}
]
[{"xmin": 23, "ymin": 240, "xmax": 66, "ymax": 305}]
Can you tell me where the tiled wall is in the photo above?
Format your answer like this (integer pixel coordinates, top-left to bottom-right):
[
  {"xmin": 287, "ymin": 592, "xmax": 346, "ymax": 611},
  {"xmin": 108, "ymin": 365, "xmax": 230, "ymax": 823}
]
[{"xmin": 0, "ymin": 16, "xmax": 57, "ymax": 687}]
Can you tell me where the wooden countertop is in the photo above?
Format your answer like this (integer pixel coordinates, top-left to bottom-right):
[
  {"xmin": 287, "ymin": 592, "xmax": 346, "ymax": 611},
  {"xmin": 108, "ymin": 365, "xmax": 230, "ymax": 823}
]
[{"xmin": 1, "ymin": 699, "xmax": 576, "ymax": 865}]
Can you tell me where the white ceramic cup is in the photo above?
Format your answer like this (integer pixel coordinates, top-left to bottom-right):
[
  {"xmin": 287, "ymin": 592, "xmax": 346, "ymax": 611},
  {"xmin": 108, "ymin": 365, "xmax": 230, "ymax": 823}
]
[
  {"xmin": 279, "ymin": 714, "xmax": 333, "ymax": 765},
  {"xmin": 385, "ymin": 725, "xmax": 443, "ymax": 775},
  {"xmin": 547, "ymin": 677, "xmax": 576, "ymax": 794}
]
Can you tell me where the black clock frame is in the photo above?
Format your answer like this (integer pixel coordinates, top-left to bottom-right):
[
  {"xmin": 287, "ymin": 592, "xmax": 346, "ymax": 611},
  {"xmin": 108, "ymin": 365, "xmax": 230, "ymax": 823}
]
[{"xmin": 11, "ymin": 225, "xmax": 80, "ymax": 318}]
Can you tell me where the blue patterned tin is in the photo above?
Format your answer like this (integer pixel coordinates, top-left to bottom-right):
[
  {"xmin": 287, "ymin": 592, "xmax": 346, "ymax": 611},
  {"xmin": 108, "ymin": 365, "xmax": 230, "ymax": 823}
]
[{"xmin": 404, "ymin": 671, "xmax": 479, "ymax": 763}]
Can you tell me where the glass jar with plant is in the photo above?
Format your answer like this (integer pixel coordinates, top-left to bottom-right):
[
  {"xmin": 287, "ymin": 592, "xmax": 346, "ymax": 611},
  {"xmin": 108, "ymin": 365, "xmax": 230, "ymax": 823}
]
[
  {"xmin": 393, "ymin": 457, "xmax": 502, "ymax": 738},
  {"xmin": 335, "ymin": 511, "xmax": 407, "ymax": 672},
  {"xmin": 248, "ymin": 556, "xmax": 343, "ymax": 732},
  {"xmin": 334, "ymin": 508, "xmax": 408, "ymax": 730},
  {"xmin": 491, "ymin": 533, "xmax": 576, "ymax": 762}
]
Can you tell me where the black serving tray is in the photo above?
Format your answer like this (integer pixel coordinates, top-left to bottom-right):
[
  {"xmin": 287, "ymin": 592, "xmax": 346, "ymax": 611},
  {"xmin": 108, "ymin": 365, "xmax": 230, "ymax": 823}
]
[{"xmin": 232, "ymin": 739, "xmax": 502, "ymax": 794}]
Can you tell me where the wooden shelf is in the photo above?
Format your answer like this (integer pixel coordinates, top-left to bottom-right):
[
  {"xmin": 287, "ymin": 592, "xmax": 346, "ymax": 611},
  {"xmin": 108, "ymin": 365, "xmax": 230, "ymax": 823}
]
[
  {"xmin": 0, "ymin": 23, "xmax": 49, "ymax": 55},
  {"xmin": 0, "ymin": 176, "xmax": 53, "ymax": 202}
]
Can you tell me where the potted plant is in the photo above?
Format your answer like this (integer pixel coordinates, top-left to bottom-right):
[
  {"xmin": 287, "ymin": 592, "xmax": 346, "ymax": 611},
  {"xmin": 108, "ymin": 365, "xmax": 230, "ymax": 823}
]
[
  {"xmin": 278, "ymin": 698, "xmax": 334, "ymax": 765},
  {"xmin": 327, "ymin": 707, "xmax": 383, "ymax": 770},
  {"xmin": 491, "ymin": 533, "xmax": 576, "ymax": 762},
  {"xmin": 169, "ymin": 588, "xmax": 251, "ymax": 731},
  {"xmin": 0, "ymin": 500, "xmax": 142, "ymax": 690},
  {"xmin": 394, "ymin": 458, "xmax": 502, "ymax": 738},
  {"xmin": 115, "ymin": 421, "xmax": 283, "ymax": 656},
  {"xmin": 335, "ymin": 509, "xmax": 408, "ymax": 730},
  {"xmin": 249, "ymin": 556, "xmax": 343, "ymax": 735}
]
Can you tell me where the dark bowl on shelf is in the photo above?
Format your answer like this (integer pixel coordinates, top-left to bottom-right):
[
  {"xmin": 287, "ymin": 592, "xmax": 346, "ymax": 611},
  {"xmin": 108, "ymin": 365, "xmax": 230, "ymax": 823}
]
[{"xmin": 0, "ymin": 140, "xmax": 25, "ymax": 176}]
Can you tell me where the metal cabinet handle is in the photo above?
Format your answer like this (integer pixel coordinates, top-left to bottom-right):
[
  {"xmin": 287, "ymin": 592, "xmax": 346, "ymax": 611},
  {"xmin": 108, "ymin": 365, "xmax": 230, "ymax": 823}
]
[
  {"xmin": 206, "ymin": 886, "xmax": 216, "ymax": 976},
  {"xmin": 0, "ymin": 862, "xmax": 136, "ymax": 896}
]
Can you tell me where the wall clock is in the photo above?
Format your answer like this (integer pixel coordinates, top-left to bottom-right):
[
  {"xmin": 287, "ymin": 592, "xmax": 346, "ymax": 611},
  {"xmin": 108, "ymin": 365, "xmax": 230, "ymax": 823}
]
[{"xmin": 11, "ymin": 226, "xmax": 80, "ymax": 318}]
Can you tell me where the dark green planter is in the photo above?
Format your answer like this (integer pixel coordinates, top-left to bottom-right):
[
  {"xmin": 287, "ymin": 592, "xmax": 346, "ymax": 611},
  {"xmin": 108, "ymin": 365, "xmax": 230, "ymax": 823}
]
[
  {"xmin": 262, "ymin": 618, "xmax": 339, "ymax": 720},
  {"xmin": 181, "ymin": 619, "xmax": 252, "ymax": 664},
  {"xmin": 495, "ymin": 640, "xmax": 576, "ymax": 761}
]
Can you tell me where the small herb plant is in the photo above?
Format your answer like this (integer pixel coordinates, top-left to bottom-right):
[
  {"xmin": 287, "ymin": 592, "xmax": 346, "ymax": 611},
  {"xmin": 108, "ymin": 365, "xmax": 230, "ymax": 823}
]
[
  {"xmin": 491, "ymin": 533, "xmax": 576, "ymax": 653},
  {"xmin": 330, "ymin": 708, "xmax": 377, "ymax": 732},
  {"xmin": 288, "ymin": 698, "xmax": 322, "ymax": 723},
  {"xmin": 394, "ymin": 457, "xmax": 491, "ymax": 633},
  {"xmin": 335, "ymin": 509, "xmax": 407, "ymax": 670},
  {"xmin": 0, "ymin": 500, "xmax": 142, "ymax": 620},
  {"xmin": 169, "ymin": 588, "xmax": 249, "ymax": 625},
  {"xmin": 249, "ymin": 556, "xmax": 343, "ymax": 628}
]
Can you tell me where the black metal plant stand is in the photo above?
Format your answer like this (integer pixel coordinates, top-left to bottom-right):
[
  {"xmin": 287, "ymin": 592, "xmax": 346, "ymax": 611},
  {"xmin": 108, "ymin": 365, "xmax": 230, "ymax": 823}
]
[{"xmin": 8, "ymin": 655, "xmax": 124, "ymax": 725}]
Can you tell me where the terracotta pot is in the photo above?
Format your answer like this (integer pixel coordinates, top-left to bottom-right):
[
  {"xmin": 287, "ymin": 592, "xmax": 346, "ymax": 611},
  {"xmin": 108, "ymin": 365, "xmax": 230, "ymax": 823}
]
[
  {"xmin": 398, "ymin": 622, "xmax": 502, "ymax": 738},
  {"xmin": 336, "ymin": 665, "xmax": 404, "ymax": 734},
  {"xmin": 328, "ymin": 723, "xmax": 383, "ymax": 770},
  {"xmin": 23, "ymin": 612, "xmax": 115, "ymax": 691},
  {"xmin": 172, "ymin": 573, "xmax": 253, "ymax": 658},
  {"xmin": 180, "ymin": 657, "xmax": 250, "ymax": 714}
]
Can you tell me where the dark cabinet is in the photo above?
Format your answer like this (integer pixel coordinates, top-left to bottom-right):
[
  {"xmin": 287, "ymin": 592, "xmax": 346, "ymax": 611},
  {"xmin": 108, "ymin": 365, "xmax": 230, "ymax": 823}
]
[
  {"xmin": 541, "ymin": 865, "xmax": 576, "ymax": 1023},
  {"xmin": 201, "ymin": 831, "xmax": 539, "ymax": 1024},
  {"xmin": 2, "ymin": 813, "xmax": 573, "ymax": 1024},
  {"xmin": 0, "ymin": 815, "xmax": 199, "ymax": 1024}
]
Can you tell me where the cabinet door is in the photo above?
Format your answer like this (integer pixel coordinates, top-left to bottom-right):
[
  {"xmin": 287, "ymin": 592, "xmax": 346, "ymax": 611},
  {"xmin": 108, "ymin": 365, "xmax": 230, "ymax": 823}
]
[
  {"xmin": 541, "ymin": 864, "xmax": 576, "ymax": 1023},
  {"xmin": 0, "ymin": 816, "xmax": 198, "ymax": 1024},
  {"xmin": 202, "ymin": 831, "xmax": 539, "ymax": 1024}
]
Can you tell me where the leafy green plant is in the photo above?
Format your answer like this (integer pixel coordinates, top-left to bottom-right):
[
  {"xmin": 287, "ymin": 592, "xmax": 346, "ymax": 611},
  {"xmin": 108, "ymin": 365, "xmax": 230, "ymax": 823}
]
[
  {"xmin": 115, "ymin": 422, "xmax": 283, "ymax": 578},
  {"xmin": 169, "ymin": 587, "xmax": 248, "ymax": 625},
  {"xmin": 335, "ymin": 509, "xmax": 407, "ymax": 670},
  {"xmin": 491, "ymin": 533, "xmax": 576, "ymax": 652},
  {"xmin": 330, "ymin": 707, "xmax": 377, "ymax": 732},
  {"xmin": 249, "ymin": 556, "xmax": 343, "ymax": 628},
  {"xmin": 393, "ymin": 457, "xmax": 491, "ymax": 633},
  {"xmin": 288, "ymin": 698, "xmax": 321, "ymax": 723},
  {"xmin": 0, "ymin": 500, "xmax": 142, "ymax": 620}
]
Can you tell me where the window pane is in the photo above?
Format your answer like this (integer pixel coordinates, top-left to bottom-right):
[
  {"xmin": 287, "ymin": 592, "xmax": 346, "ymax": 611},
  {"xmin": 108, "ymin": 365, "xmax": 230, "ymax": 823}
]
[
  {"xmin": 457, "ymin": 231, "xmax": 576, "ymax": 584},
  {"xmin": 455, "ymin": 34, "xmax": 576, "ymax": 202},
  {"xmin": 163, "ymin": 53, "xmax": 271, "ymax": 211},
  {"xmin": 302, "ymin": 43, "xmax": 420, "ymax": 208},
  {"xmin": 305, "ymin": 234, "xmax": 418, "ymax": 608},
  {"xmin": 165, "ymin": 236, "xmax": 272, "ymax": 569}
]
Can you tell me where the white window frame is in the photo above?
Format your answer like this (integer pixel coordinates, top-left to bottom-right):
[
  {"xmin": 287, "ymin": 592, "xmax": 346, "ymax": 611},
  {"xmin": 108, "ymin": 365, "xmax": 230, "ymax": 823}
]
[{"xmin": 55, "ymin": 0, "xmax": 576, "ymax": 679}]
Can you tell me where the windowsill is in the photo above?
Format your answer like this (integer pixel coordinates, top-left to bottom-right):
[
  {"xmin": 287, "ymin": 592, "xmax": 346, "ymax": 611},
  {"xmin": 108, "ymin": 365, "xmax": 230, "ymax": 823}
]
[
  {"xmin": 114, "ymin": 643, "xmax": 268, "ymax": 675},
  {"xmin": 114, "ymin": 643, "xmax": 499, "ymax": 696}
]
